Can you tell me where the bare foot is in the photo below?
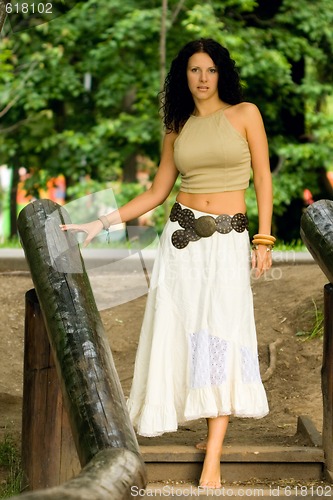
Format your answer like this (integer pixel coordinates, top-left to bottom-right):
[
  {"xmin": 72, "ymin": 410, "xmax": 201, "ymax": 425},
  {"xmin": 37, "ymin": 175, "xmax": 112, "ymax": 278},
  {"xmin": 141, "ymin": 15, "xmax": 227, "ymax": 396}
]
[
  {"xmin": 199, "ymin": 481, "xmax": 222, "ymax": 490},
  {"xmin": 195, "ymin": 440, "xmax": 207, "ymax": 450},
  {"xmin": 199, "ymin": 451, "xmax": 222, "ymax": 488}
]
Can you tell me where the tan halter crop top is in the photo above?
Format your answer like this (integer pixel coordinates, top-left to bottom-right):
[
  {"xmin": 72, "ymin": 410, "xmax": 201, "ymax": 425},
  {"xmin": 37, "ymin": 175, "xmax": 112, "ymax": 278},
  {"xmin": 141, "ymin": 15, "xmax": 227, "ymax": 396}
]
[{"xmin": 173, "ymin": 107, "xmax": 251, "ymax": 193}]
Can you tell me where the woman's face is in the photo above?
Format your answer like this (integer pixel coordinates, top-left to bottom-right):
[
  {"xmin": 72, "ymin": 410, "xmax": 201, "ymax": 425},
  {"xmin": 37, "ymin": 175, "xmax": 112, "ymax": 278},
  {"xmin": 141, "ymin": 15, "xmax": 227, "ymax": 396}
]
[{"xmin": 186, "ymin": 51, "xmax": 219, "ymax": 102}]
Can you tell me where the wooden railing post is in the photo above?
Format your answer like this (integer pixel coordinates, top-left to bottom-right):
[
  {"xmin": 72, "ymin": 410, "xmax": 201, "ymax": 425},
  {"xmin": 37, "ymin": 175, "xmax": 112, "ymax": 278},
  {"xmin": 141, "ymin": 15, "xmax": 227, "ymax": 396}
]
[
  {"xmin": 22, "ymin": 289, "xmax": 80, "ymax": 491},
  {"xmin": 323, "ymin": 284, "xmax": 333, "ymax": 481},
  {"xmin": 15, "ymin": 199, "xmax": 146, "ymax": 499},
  {"xmin": 301, "ymin": 199, "xmax": 333, "ymax": 482}
]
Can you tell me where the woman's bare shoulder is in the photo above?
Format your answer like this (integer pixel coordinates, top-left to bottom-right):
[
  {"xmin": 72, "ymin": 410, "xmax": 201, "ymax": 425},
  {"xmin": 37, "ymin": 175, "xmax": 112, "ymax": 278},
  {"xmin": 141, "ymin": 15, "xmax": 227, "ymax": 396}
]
[
  {"xmin": 163, "ymin": 129, "xmax": 179, "ymax": 147},
  {"xmin": 231, "ymin": 101, "xmax": 261, "ymax": 115},
  {"xmin": 231, "ymin": 102, "xmax": 264, "ymax": 130}
]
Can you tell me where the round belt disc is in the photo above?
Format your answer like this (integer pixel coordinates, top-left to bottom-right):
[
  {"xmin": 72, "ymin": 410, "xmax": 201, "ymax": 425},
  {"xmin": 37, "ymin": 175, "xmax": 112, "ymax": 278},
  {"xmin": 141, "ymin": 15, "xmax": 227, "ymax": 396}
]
[
  {"xmin": 216, "ymin": 214, "xmax": 232, "ymax": 234},
  {"xmin": 170, "ymin": 202, "xmax": 182, "ymax": 222},
  {"xmin": 231, "ymin": 213, "xmax": 248, "ymax": 232},
  {"xmin": 193, "ymin": 216, "xmax": 216, "ymax": 237},
  {"xmin": 178, "ymin": 209, "xmax": 195, "ymax": 229},
  {"xmin": 171, "ymin": 229, "xmax": 190, "ymax": 249}
]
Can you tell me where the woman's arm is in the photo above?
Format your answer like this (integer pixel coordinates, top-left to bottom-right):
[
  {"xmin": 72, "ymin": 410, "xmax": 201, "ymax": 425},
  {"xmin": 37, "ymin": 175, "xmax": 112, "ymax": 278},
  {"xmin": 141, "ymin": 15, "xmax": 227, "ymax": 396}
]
[
  {"xmin": 60, "ymin": 132, "xmax": 179, "ymax": 246},
  {"xmin": 242, "ymin": 103, "xmax": 273, "ymax": 276},
  {"xmin": 104, "ymin": 131, "xmax": 179, "ymax": 226}
]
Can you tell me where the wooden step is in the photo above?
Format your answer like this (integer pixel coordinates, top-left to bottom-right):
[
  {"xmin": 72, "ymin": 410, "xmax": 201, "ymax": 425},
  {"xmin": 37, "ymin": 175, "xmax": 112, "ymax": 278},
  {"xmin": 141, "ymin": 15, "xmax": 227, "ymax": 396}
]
[
  {"xmin": 139, "ymin": 416, "xmax": 324, "ymax": 483},
  {"xmin": 139, "ymin": 482, "xmax": 332, "ymax": 499},
  {"xmin": 140, "ymin": 443, "xmax": 324, "ymax": 483}
]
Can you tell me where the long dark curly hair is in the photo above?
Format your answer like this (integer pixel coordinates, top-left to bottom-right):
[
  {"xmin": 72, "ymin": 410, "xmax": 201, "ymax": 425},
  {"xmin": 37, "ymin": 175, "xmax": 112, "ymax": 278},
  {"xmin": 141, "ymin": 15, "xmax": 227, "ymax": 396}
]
[{"xmin": 161, "ymin": 38, "xmax": 243, "ymax": 133}]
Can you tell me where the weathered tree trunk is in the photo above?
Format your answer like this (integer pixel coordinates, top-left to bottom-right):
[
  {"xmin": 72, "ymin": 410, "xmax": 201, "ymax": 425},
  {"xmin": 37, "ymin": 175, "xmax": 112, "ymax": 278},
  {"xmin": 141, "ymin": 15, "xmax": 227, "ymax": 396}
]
[
  {"xmin": 10, "ymin": 165, "xmax": 19, "ymax": 239},
  {"xmin": 0, "ymin": 0, "xmax": 8, "ymax": 33},
  {"xmin": 22, "ymin": 289, "xmax": 80, "ymax": 491},
  {"xmin": 17, "ymin": 199, "xmax": 146, "ymax": 497}
]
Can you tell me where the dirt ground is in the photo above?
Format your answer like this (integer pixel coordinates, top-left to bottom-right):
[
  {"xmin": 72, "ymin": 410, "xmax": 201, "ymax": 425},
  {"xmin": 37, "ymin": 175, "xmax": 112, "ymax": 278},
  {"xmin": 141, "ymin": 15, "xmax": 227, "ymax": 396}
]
[{"xmin": 0, "ymin": 260, "xmax": 328, "ymax": 457}]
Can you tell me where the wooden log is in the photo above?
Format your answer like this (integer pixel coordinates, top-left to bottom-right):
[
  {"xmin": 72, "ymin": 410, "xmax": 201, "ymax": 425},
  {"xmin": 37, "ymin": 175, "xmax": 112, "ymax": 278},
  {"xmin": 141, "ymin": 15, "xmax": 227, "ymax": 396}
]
[
  {"xmin": 21, "ymin": 289, "xmax": 81, "ymax": 490},
  {"xmin": 300, "ymin": 199, "xmax": 333, "ymax": 283},
  {"xmin": 12, "ymin": 448, "xmax": 146, "ymax": 500},
  {"xmin": 323, "ymin": 284, "xmax": 333, "ymax": 481},
  {"xmin": 301, "ymin": 199, "xmax": 333, "ymax": 482},
  {"xmin": 17, "ymin": 199, "xmax": 146, "ymax": 491}
]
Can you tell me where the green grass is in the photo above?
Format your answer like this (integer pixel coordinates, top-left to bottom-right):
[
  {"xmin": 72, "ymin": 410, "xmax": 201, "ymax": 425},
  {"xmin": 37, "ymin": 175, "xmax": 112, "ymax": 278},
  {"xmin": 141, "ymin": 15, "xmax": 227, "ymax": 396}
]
[
  {"xmin": 274, "ymin": 239, "xmax": 307, "ymax": 252},
  {"xmin": 0, "ymin": 434, "xmax": 23, "ymax": 498},
  {"xmin": 296, "ymin": 299, "xmax": 324, "ymax": 340},
  {"xmin": 0, "ymin": 237, "xmax": 21, "ymax": 249}
]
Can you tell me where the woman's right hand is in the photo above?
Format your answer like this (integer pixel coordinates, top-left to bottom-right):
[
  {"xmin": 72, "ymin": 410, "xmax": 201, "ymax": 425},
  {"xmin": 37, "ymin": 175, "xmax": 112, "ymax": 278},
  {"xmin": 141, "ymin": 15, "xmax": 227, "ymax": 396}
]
[{"xmin": 59, "ymin": 220, "xmax": 104, "ymax": 248}]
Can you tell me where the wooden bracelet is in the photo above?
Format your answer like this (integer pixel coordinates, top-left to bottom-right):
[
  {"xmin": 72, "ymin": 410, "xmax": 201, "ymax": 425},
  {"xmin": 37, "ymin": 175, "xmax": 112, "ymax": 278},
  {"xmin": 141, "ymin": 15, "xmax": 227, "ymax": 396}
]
[
  {"xmin": 253, "ymin": 233, "xmax": 276, "ymax": 243},
  {"xmin": 252, "ymin": 238, "xmax": 275, "ymax": 247}
]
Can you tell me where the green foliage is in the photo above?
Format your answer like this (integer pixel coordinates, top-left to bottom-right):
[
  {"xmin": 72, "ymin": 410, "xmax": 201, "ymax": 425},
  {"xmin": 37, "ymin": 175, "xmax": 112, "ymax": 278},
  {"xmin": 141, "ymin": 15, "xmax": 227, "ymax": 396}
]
[
  {"xmin": 1, "ymin": 0, "xmax": 333, "ymax": 239},
  {"xmin": 0, "ymin": 434, "xmax": 22, "ymax": 498}
]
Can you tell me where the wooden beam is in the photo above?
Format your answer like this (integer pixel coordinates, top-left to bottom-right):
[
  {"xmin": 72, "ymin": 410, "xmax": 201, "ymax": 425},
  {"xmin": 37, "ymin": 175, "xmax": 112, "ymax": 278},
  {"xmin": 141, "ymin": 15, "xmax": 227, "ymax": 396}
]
[
  {"xmin": 13, "ymin": 448, "xmax": 145, "ymax": 499},
  {"xmin": 301, "ymin": 199, "xmax": 333, "ymax": 483},
  {"xmin": 17, "ymin": 199, "xmax": 146, "ymax": 495},
  {"xmin": 323, "ymin": 284, "xmax": 333, "ymax": 481},
  {"xmin": 300, "ymin": 199, "xmax": 333, "ymax": 283},
  {"xmin": 21, "ymin": 289, "xmax": 80, "ymax": 490}
]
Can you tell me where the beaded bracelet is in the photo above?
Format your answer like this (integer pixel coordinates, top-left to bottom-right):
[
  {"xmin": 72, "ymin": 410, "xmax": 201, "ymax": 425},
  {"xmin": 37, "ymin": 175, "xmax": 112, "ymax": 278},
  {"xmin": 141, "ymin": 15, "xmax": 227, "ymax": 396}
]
[
  {"xmin": 252, "ymin": 244, "xmax": 273, "ymax": 252},
  {"xmin": 98, "ymin": 215, "xmax": 111, "ymax": 243}
]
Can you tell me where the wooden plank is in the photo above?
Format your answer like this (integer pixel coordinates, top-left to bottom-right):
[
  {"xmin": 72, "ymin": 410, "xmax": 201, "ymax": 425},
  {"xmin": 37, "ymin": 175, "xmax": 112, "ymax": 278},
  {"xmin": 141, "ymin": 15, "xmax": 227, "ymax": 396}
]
[
  {"xmin": 144, "ymin": 462, "xmax": 323, "ymax": 483},
  {"xmin": 21, "ymin": 289, "xmax": 81, "ymax": 490},
  {"xmin": 297, "ymin": 415, "xmax": 323, "ymax": 448},
  {"xmin": 139, "ymin": 444, "xmax": 324, "ymax": 463}
]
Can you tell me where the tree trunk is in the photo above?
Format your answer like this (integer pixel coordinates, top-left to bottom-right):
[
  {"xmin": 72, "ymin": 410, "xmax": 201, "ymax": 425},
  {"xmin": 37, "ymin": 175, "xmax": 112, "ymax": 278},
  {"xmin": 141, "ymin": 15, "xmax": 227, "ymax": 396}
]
[
  {"xmin": 10, "ymin": 165, "xmax": 19, "ymax": 239},
  {"xmin": 160, "ymin": 0, "xmax": 168, "ymax": 95},
  {"xmin": 0, "ymin": 0, "xmax": 9, "ymax": 32},
  {"xmin": 122, "ymin": 152, "xmax": 137, "ymax": 183}
]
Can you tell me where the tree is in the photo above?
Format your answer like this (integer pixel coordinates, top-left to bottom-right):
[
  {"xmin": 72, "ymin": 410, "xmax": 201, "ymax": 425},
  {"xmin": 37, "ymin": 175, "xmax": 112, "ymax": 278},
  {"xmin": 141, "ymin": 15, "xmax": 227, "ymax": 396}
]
[{"xmin": 0, "ymin": 0, "xmax": 333, "ymax": 239}]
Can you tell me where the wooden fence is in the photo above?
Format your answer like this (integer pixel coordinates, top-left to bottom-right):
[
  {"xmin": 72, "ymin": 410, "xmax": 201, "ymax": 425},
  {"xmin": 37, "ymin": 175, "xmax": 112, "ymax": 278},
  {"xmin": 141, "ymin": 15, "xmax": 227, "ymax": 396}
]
[
  {"xmin": 14, "ymin": 199, "xmax": 146, "ymax": 499},
  {"xmin": 301, "ymin": 199, "xmax": 333, "ymax": 482}
]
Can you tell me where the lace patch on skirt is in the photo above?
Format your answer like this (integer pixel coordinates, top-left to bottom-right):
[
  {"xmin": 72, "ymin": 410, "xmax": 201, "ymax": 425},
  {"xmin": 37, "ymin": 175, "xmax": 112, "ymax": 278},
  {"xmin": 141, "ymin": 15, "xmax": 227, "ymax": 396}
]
[
  {"xmin": 240, "ymin": 346, "xmax": 262, "ymax": 383},
  {"xmin": 189, "ymin": 329, "xmax": 228, "ymax": 388}
]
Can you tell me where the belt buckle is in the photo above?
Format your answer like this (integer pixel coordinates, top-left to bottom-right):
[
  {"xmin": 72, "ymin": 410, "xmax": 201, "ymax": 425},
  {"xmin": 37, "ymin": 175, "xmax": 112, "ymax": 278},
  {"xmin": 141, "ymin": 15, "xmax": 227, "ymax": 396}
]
[{"xmin": 193, "ymin": 216, "xmax": 216, "ymax": 237}]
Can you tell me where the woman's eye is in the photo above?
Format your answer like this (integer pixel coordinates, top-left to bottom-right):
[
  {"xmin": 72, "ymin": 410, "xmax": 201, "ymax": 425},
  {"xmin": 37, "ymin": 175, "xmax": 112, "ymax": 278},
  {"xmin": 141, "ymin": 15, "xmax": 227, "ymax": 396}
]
[
  {"xmin": 191, "ymin": 68, "xmax": 199, "ymax": 72},
  {"xmin": 209, "ymin": 68, "xmax": 217, "ymax": 73}
]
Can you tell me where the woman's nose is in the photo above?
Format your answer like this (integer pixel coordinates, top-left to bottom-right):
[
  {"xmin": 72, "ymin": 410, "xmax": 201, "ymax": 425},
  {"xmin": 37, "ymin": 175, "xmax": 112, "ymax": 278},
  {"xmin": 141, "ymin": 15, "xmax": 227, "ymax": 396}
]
[{"xmin": 200, "ymin": 71, "xmax": 208, "ymax": 82}]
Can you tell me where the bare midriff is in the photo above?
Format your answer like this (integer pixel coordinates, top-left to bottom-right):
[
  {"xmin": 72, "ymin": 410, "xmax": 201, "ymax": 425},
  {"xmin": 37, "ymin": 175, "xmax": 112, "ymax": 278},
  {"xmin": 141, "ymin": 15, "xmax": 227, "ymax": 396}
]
[{"xmin": 176, "ymin": 190, "xmax": 247, "ymax": 216}]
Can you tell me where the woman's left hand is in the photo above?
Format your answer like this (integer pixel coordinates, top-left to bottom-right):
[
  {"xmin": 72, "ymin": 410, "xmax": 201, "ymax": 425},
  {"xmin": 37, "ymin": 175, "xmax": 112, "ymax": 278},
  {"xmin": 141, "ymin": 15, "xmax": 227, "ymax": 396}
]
[{"xmin": 251, "ymin": 244, "xmax": 273, "ymax": 278}]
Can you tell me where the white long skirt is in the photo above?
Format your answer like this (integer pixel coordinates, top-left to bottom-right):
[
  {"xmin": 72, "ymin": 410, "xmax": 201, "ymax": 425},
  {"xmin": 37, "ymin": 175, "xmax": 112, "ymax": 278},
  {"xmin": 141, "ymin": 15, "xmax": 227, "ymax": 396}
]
[{"xmin": 126, "ymin": 202, "xmax": 269, "ymax": 437}]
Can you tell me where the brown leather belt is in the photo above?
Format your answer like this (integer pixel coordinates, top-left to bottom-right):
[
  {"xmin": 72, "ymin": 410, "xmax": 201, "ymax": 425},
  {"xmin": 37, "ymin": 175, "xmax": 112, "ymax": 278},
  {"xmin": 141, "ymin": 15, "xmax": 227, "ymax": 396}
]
[{"xmin": 169, "ymin": 202, "xmax": 248, "ymax": 249}]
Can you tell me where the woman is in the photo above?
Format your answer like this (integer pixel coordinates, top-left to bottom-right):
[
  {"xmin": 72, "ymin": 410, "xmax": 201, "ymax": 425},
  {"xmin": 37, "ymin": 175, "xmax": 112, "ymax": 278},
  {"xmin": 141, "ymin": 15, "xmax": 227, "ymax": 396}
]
[{"xmin": 61, "ymin": 38, "xmax": 273, "ymax": 489}]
